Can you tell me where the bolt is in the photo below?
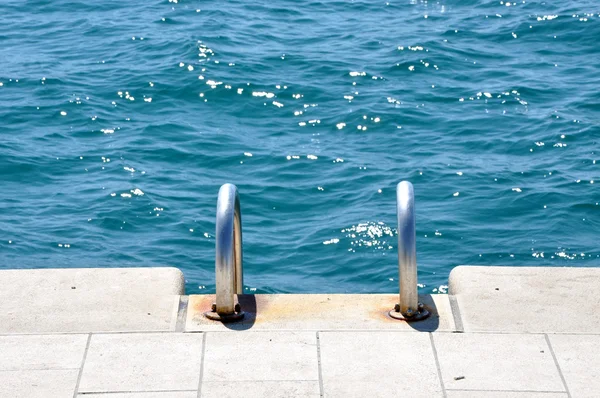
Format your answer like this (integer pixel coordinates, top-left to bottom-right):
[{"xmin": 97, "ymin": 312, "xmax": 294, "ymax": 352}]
[
  {"xmin": 394, "ymin": 304, "xmax": 400, "ymax": 312},
  {"xmin": 235, "ymin": 303, "xmax": 241, "ymax": 313},
  {"xmin": 211, "ymin": 303, "xmax": 216, "ymax": 312},
  {"xmin": 405, "ymin": 308, "xmax": 414, "ymax": 317}
]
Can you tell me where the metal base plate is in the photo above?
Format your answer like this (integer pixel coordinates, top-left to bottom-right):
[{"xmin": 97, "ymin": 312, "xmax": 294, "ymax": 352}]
[
  {"xmin": 389, "ymin": 303, "xmax": 430, "ymax": 322},
  {"xmin": 204, "ymin": 311, "xmax": 245, "ymax": 323}
]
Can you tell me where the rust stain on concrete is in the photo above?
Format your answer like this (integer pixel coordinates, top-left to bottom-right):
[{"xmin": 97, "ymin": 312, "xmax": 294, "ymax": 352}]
[{"xmin": 186, "ymin": 293, "xmax": 450, "ymax": 332}]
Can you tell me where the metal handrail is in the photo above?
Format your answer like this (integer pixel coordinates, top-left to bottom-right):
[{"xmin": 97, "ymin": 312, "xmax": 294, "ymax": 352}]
[
  {"xmin": 389, "ymin": 181, "xmax": 430, "ymax": 321},
  {"xmin": 205, "ymin": 183, "xmax": 245, "ymax": 322}
]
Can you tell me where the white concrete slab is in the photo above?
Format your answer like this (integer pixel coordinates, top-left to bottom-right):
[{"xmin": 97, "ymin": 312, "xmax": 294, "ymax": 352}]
[
  {"xmin": 0, "ymin": 267, "xmax": 184, "ymax": 333},
  {"xmin": 201, "ymin": 381, "xmax": 320, "ymax": 398},
  {"xmin": 203, "ymin": 332, "xmax": 319, "ymax": 381},
  {"xmin": 434, "ymin": 332, "xmax": 564, "ymax": 392},
  {"xmin": 448, "ymin": 266, "xmax": 600, "ymax": 333},
  {"xmin": 0, "ymin": 334, "xmax": 87, "ymax": 370},
  {"xmin": 0, "ymin": 369, "xmax": 79, "ymax": 398},
  {"xmin": 187, "ymin": 294, "xmax": 454, "ymax": 332},
  {"xmin": 3, "ymin": 265, "xmax": 600, "ymax": 397},
  {"xmin": 78, "ymin": 333, "xmax": 203, "ymax": 393},
  {"xmin": 79, "ymin": 393, "xmax": 198, "ymax": 398},
  {"xmin": 446, "ymin": 392, "xmax": 567, "ymax": 397},
  {"xmin": 548, "ymin": 334, "xmax": 600, "ymax": 398},
  {"xmin": 319, "ymin": 331, "xmax": 442, "ymax": 398}
]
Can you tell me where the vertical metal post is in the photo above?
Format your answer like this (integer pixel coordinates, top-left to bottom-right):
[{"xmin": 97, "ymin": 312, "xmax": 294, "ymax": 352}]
[
  {"xmin": 389, "ymin": 181, "xmax": 430, "ymax": 321},
  {"xmin": 205, "ymin": 183, "xmax": 245, "ymax": 322},
  {"xmin": 233, "ymin": 193, "xmax": 243, "ymax": 296}
]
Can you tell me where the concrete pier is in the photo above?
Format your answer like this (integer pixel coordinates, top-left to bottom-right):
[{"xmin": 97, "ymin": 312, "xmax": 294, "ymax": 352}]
[{"xmin": 0, "ymin": 266, "xmax": 598, "ymax": 397}]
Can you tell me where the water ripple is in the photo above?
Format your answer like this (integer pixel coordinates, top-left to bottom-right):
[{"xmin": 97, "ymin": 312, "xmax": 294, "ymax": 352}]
[{"xmin": 1, "ymin": 0, "xmax": 599, "ymax": 293}]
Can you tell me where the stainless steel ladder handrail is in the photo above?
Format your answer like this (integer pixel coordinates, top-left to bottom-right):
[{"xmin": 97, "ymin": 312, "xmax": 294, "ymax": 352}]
[
  {"xmin": 204, "ymin": 181, "xmax": 427, "ymax": 322},
  {"xmin": 205, "ymin": 183, "xmax": 245, "ymax": 322},
  {"xmin": 389, "ymin": 181, "xmax": 430, "ymax": 321}
]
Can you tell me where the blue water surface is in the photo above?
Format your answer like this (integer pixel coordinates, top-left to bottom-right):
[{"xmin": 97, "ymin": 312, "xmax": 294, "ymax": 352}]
[{"xmin": 1, "ymin": 0, "xmax": 599, "ymax": 294}]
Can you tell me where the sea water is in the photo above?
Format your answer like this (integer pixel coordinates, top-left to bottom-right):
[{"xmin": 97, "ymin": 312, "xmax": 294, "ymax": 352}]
[{"xmin": 1, "ymin": 0, "xmax": 599, "ymax": 294}]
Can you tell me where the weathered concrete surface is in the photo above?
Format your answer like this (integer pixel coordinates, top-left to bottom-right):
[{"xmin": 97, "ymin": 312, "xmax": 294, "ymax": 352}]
[
  {"xmin": 0, "ymin": 330, "xmax": 577, "ymax": 398},
  {"xmin": 548, "ymin": 334, "xmax": 600, "ymax": 398},
  {"xmin": 319, "ymin": 331, "xmax": 442, "ymax": 398},
  {"xmin": 201, "ymin": 331, "xmax": 321, "ymax": 397},
  {"xmin": 449, "ymin": 266, "xmax": 600, "ymax": 333},
  {"xmin": 203, "ymin": 332, "xmax": 319, "ymax": 381},
  {"xmin": 0, "ymin": 334, "xmax": 86, "ymax": 398},
  {"xmin": 445, "ymin": 392, "xmax": 568, "ymax": 398},
  {"xmin": 201, "ymin": 381, "xmax": 320, "ymax": 398},
  {"xmin": 434, "ymin": 333, "xmax": 563, "ymax": 392},
  {"xmin": 0, "ymin": 369, "xmax": 80, "ymax": 398},
  {"xmin": 0, "ymin": 267, "xmax": 183, "ymax": 333},
  {"xmin": 79, "ymin": 394, "xmax": 198, "ymax": 398},
  {"xmin": 1, "ymin": 265, "xmax": 600, "ymax": 397},
  {"xmin": 0, "ymin": 334, "xmax": 87, "ymax": 371},
  {"xmin": 79, "ymin": 333, "xmax": 203, "ymax": 393},
  {"xmin": 186, "ymin": 293, "xmax": 454, "ymax": 332}
]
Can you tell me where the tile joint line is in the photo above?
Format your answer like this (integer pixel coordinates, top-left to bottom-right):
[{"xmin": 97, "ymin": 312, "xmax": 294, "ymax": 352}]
[
  {"xmin": 545, "ymin": 333, "xmax": 572, "ymax": 398},
  {"xmin": 429, "ymin": 332, "xmax": 447, "ymax": 398},
  {"xmin": 197, "ymin": 332, "xmax": 207, "ymax": 398},
  {"xmin": 316, "ymin": 331, "xmax": 325, "ymax": 398},
  {"xmin": 72, "ymin": 333, "xmax": 92, "ymax": 398}
]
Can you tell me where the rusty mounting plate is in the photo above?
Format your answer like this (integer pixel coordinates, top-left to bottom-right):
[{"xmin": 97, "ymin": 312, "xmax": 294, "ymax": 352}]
[
  {"xmin": 204, "ymin": 310, "xmax": 245, "ymax": 323},
  {"xmin": 389, "ymin": 302, "xmax": 431, "ymax": 322}
]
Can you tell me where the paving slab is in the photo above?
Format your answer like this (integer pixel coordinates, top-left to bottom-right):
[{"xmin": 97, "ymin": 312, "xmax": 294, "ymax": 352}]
[
  {"xmin": 433, "ymin": 332, "xmax": 564, "ymax": 392},
  {"xmin": 79, "ymin": 393, "xmax": 198, "ymax": 398},
  {"xmin": 448, "ymin": 265, "xmax": 600, "ymax": 333},
  {"xmin": 446, "ymin": 392, "xmax": 568, "ymax": 397},
  {"xmin": 548, "ymin": 334, "xmax": 600, "ymax": 398},
  {"xmin": 203, "ymin": 331, "xmax": 319, "ymax": 381},
  {"xmin": 2, "ymin": 265, "xmax": 599, "ymax": 397},
  {"xmin": 79, "ymin": 332, "xmax": 203, "ymax": 393},
  {"xmin": 0, "ymin": 334, "xmax": 87, "ymax": 370},
  {"xmin": 319, "ymin": 331, "xmax": 442, "ymax": 397},
  {"xmin": 201, "ymin": 381, "xmax": 320, "ymax": 398},
  {"xmin": 187, "ymin": 294, "xmax": 453, "ymax": 332},
  {"xmin": 0, "ymin": 369, "xmax": 79, "ymax": 398},
  {"xmin": 0, "ymin": 267, "xmax": 183, "ymax": 333}
]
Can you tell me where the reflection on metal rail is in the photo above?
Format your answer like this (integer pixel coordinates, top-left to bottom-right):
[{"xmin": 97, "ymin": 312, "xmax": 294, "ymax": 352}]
[
  {"xmin": 389, "ymin": 181, "xmax": 430, "ymax": 321},
  {"xmin": 204, "ymin": 183, "xmax": 245, "ymax": 322}
]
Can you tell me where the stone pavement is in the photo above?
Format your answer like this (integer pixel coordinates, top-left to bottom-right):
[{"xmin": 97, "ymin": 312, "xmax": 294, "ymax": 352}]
[
  {"xmin": 1, "ymin": 266, "xmax": 599, "ymax": 397},
  {"xmin": 1, "ymin": 330, "xmax": 594, "ymax": 397}
]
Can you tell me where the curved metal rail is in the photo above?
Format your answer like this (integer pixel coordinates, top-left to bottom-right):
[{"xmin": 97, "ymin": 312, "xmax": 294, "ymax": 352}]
[
  {"xmin": 389, "ymin": 181, "xmax": 430, "ymax": 321},
  {"xmin": 205, "ymin": 183, "xmax": 244, "ymax": 322}
]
